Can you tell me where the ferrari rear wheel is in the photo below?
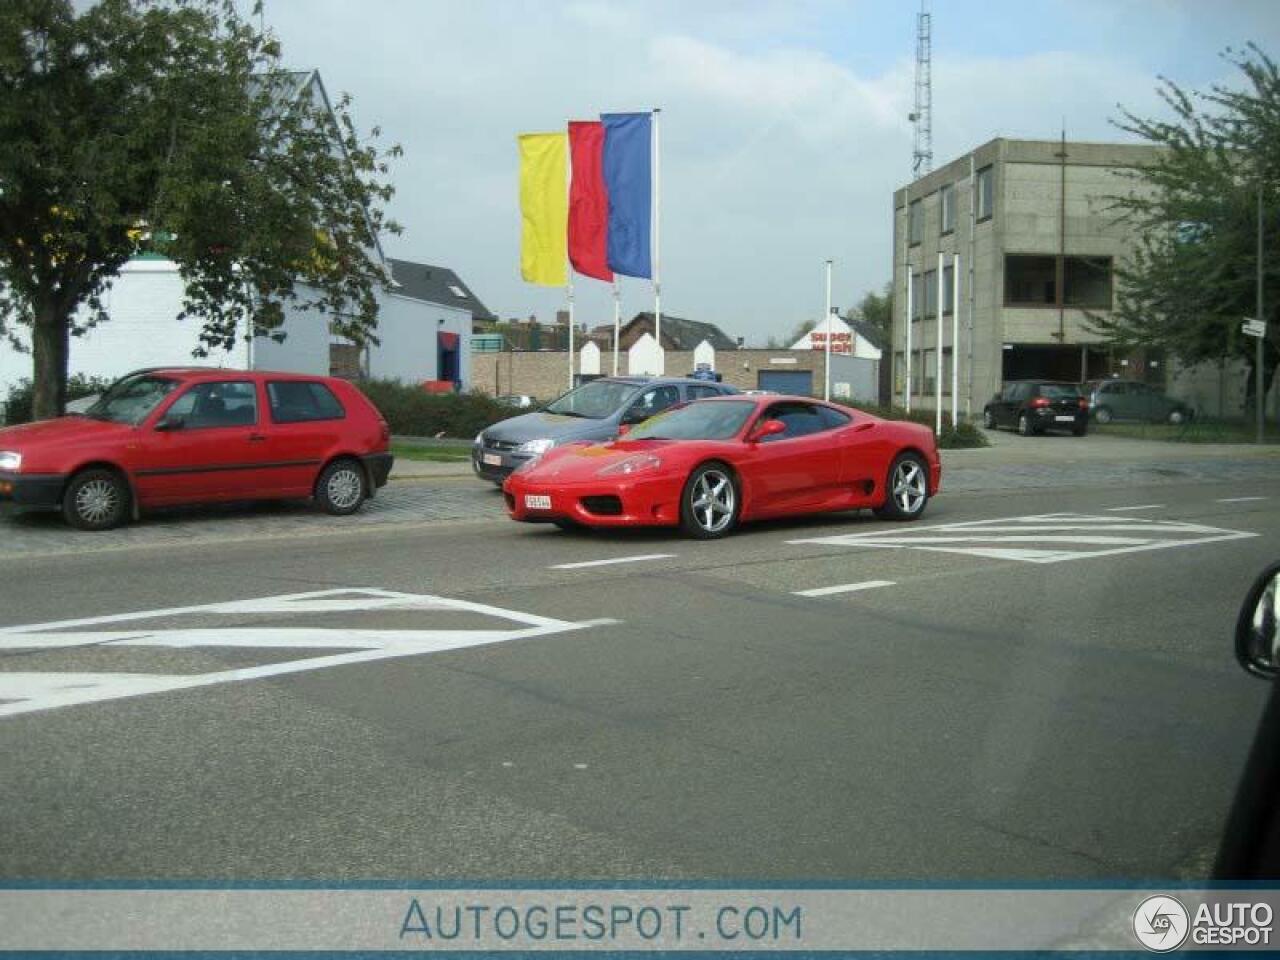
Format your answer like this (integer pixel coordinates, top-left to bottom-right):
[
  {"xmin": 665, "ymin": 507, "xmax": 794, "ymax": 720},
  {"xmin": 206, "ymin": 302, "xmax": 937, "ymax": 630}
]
[
  {"xmin": 874, "ymin": 452, "xmax": 930, "ymax": 522},
  {"xmin": 680, "ymin": 462, "xmax": 740, "ymax": 539}
]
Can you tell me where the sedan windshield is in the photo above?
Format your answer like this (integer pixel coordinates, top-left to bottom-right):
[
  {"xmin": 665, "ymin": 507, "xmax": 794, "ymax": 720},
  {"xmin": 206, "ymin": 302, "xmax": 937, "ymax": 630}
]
[
  {"xmin": 543, "ymin": 380, "xmax": 641, "ymax": 419},
  {"xmin": 84, "ymin": 374, "xmax": 179, "ymax": 425},
  {"xmin": 627, "ymin": 400, "xmax": 756, "ymax": 440}
]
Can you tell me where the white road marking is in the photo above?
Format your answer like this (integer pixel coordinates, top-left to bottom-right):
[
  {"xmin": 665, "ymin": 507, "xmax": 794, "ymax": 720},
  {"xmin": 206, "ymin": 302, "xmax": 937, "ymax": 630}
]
[
  {"xmin": 549, "ymin": 554, "xmax": 676, "ymax": 570},
  {"xmin": 1216, "ymin": 496, "xmax": 1268, "ymax": 503},
  {"xmin": 793, "ymin": 580, "xmax": 896, "ymax": 598},
  {"xmin": 1106, "ymin": 504, "xmax": 1164, "ymax": 512},
  {"xmin": 0, "ymin": 589, "xmax": 617, "ymax": 720},
  {"xmin": 789, "ymin": 513, "xmax": 1258, "ymax": 565}
]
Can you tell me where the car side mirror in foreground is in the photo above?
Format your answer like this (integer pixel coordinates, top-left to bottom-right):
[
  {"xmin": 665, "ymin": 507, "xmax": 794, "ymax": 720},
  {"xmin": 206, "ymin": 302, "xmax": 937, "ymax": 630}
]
[
  {"xmin": 1237, "ymin": 563, "xmax": 1280, "ymax": 679},
  {"xmin": 155, "ymin": 414, "xmax": 185, "ymax": 432},
  {"xmin": 749, "ymin": 419, "xmax": 787, "ymax": 442}
]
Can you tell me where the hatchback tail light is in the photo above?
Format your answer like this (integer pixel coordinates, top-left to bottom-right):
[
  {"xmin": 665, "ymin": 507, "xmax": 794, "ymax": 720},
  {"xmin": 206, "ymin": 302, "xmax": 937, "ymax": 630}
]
[
  {"xmin": 1030, "ymin": 397, "xmax": 1050, "ymax": 408},
  {"xmin": 1077, "ymin": 397, "xmax": 1088, "ymax": 410}
]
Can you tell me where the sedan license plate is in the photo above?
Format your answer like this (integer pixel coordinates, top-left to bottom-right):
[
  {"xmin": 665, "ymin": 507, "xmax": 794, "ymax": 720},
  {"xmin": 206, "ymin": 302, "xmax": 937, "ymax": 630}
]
[
  {"xmin": 482, "ymin": 453, "xmax": 502, "ymax": 466},
  {"xmin": 524, "ymin": 494, "xmax": 552, "ymax": 510},
  {"xmin": 1054, "ymin": 415, "xmax": 1075, "ymax": 422}
]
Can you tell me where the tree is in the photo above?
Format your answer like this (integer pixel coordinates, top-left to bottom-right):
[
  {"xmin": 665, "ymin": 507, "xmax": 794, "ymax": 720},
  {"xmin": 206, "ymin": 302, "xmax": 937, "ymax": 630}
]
[
  {"xmin": 0, "ymin": 0, "xmax": 401, "ymax": 419},
  {"xmin": 847, "ymin": 283, "xmax": 892, "ymax": 337},
  {"xmin": 1090, "ymin": 44, "xmax": 1279, "ymax": 412}
]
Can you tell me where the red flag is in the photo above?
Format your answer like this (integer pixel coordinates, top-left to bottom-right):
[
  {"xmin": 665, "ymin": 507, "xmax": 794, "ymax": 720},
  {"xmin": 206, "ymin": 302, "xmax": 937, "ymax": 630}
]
[{"xmin": 568, "ymin": 120, "xmax": 613, "ymax": 282}]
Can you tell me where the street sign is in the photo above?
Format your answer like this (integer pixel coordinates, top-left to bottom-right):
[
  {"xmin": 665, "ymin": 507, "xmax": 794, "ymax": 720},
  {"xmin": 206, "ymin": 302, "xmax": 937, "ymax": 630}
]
[{"xmin": 1242, "ymin": 318, "xmax": 1266, "ymax": 338}]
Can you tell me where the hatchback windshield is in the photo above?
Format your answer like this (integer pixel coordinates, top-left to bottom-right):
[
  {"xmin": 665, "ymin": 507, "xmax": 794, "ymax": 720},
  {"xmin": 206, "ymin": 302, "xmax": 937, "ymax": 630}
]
[
  {"xmin": 84, "ymin": 374, "xmax": 179, "ymax": 425},
  {"xmin": 627, "ymin": 400, "xmax": 756, "ymax": 440},
  {"xmin": 543, "ymin": 380, "xmax": 641, "ymax": 419}
]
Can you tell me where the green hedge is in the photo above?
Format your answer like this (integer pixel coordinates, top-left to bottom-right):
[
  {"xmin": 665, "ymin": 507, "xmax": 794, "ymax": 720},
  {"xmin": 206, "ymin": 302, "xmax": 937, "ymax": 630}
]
[
  {"xmin": 354, "ymin": 379, "xmax": 516, "ymax": 438},
  {"xmin": 2, "ymin": 375, "xmax": 114, "ymax": 425},
  {"xmin": 839, "ymin": 402, "xmax": 990, "ymax": 449}
]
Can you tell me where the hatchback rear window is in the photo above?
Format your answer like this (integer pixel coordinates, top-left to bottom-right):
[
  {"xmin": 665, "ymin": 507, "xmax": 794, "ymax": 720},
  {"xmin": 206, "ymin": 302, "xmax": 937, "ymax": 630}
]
[
  {"xmin": 267, "ymin": 381, "xmax": 346, "ymax": 423},
  {"xmin": 1039, "ymin": 384, "xmax": 1082, "ymax": 399}
]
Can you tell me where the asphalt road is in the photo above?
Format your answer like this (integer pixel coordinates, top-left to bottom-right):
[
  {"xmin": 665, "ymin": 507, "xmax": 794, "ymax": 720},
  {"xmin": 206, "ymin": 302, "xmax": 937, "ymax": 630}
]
[{"xmin": 0, "ymin": 478, "xmax": 1276, "ymax": 882}]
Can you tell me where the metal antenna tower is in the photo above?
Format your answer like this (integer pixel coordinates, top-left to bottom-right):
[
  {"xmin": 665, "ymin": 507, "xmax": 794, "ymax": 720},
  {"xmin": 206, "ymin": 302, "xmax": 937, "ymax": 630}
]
[{"xmin": 909, "ymin": 3, "xmax": 933, "ymax": 178}]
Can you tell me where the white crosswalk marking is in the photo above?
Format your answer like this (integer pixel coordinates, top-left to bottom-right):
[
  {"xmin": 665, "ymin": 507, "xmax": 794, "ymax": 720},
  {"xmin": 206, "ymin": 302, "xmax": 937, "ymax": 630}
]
[
  {"xmin": 0, "ymin": 589, "xmax": 614, "ymax": 720},
  {"xmin": 788, "ymin": 513, "xmax": 1258, "ymax": 564}
]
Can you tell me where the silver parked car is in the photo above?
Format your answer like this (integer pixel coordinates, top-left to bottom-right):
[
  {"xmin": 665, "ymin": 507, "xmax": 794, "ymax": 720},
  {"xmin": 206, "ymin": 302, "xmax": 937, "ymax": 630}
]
[{"xmin": 472, "ymin": 376, "xmax": 738, "ymax": 485}]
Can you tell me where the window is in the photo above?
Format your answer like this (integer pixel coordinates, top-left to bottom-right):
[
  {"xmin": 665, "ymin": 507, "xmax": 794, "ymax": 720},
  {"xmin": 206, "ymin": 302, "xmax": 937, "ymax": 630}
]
[
  {"xmin": 908, "ymin": 199, "xmax": 923, "ymax": 246},
  {"xmin": 977, "ymin": 165, "xmax": 994, "ymax": 220},
  {"xmin": 940, "ymin": 183, "xmax": 956, "ymax": 234},
  {"xmin": 1063, "ymin": 256, "xmax": 1113, "ymax": 308},
  {"xmin": 87, "ymin": 374, "xmax": 178, "ymax": 425},
  {"xmin": 942, "ymin": 348, "xmax": 953, "ymax": 395},
  {"xmin": 818, "ymin": 406, "xmax": 852, "ymax": 429},
  {"xmin": 686, "ymin": 385, "xmax": 721, "ymax": 400},
  {"xmin": 1005, "ymin": 255, "xmax": 1057, "ymax": 305},
  {"xmin": 1000, "ymin": 383, "xmax": 1020, "ymax": 403},
  {"xmin": 943, "ymin": 263, "xmax": 956, "ymax": 315},
  {"xmin": 759, "ymin": 401, "xmax": 829, "ymax": 441},
  {"xmin": 911, "ymin": 272, "xmax": 925, "ymax": 321},
  {"xmin": 448, "ymin": 284, "xmax": 468, "ymax": 298},
  {"xmin": 166, "ymin": 381, "xmax": 258, "ymax": 429},
  {"xmin": 1005, "ymin": 255, "xmax": 1114, "ymax": 309},
  {"xmin": 267, "ymin": 381, "xmax": 346, "ymax": 423},
  {"xmin": 923, "ymin": 269, "xmax": 938, "ymax": 319},
  {"xmin": 627, "ymin": 400, "xmax": 755, "ymax": 440},
  {"xmin": 921, "ymin": 349, "xmax": 935, "ymax": 395}
]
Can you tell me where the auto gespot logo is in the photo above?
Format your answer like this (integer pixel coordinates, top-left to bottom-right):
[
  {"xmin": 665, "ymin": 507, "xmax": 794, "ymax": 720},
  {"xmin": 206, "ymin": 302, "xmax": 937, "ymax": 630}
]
[{"xmin": 1132, "ymin": 895, "xmax": 1275, "ymax": 951}]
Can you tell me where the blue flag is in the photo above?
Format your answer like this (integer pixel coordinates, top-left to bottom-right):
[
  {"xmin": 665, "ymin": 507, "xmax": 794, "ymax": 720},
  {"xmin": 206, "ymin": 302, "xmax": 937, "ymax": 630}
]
[{"xmin": 602, "ymin": 112, "xmax": 652, "ymax": 279}]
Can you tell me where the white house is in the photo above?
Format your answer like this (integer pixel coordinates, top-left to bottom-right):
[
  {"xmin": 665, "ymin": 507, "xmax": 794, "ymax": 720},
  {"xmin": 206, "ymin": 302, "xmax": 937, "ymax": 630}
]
[
  {"xmin": 790, "ymin": 314, "xmax": 883, "ymax": 361},
  {"xmin": 0, "ymin": 70, "xmax": 485, "ymax": 400}
]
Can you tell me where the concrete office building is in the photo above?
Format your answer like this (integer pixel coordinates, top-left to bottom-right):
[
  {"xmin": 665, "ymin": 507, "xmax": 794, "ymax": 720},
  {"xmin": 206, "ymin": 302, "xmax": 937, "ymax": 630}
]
[{"xmin": 891, "ymin": 137, "xmax": 1161, "ymax": 416}]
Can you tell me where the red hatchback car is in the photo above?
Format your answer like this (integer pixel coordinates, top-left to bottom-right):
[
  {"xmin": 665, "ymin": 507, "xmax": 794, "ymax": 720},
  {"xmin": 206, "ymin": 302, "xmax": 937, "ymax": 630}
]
[{"xmin": 0, "ymin": 368, "xmax": 393, "ymax": 530}]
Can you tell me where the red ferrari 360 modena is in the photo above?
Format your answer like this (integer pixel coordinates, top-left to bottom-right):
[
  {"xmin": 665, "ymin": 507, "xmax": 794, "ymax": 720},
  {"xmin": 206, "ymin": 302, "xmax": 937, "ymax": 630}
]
[
  {"xmin": 503, "ymin": 395, "xmax": 941, "ymax": 538},
  {"xmin": 0, "ymin": 368, "xmax": 392, "ymax": 531}
]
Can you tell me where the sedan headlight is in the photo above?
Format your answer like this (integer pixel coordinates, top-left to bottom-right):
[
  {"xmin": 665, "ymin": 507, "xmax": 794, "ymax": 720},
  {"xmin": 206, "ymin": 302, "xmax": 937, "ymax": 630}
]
[
  {"xmin": 0, "ymin": 451, "xmax": 21, "ymax": 472},
  {"xmin": 517, "ymin": 437, "xmax": 556, "ymax": 456},
  {"xmin": 598, "ymin": 453, "xmax": 662, "ymax": 477}
]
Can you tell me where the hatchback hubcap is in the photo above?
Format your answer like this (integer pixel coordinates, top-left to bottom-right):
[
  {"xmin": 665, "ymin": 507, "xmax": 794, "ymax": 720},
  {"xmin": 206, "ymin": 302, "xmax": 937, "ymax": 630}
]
[
  {"xmin": 892, "ymin": 461, "xmax": 927, "ymax": 514},
  {"xmin": 690, "ymin": 470, "xmax": 734, "ymax": 533},
  {"xmin": 327, "ymin": 469, "xmax": 362, "ymax": 509},
  {"xmin": 76, "ymin": 479, "xmax": 118, "ymax": 524}
]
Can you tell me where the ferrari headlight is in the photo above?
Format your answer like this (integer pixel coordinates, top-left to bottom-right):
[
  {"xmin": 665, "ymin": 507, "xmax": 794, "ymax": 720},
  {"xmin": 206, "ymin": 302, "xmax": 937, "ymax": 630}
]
[
  {"xmin": 517, "ymin": 437, "xmax": 556, "ymax": 456},
  {"xmin": 0, "ymin": 451, "xmax": 21, "ymax": 472},
  {"xmin": 598, "ymin": 453, "xmax": 662, "ymax": 477}
]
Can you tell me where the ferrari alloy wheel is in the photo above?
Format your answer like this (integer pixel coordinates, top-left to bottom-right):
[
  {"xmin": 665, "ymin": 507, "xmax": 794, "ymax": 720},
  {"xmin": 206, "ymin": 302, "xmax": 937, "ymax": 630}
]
[
  {"xmin": 62, "ymin": 468, "xmax": 129, "ymax": 531},
  {"xmin": 874, "ymin": 453, "xmax": 930, "ymax": 522},
  {"xmin": 316, "ymin": 459, "xmax": 366, "ymax": 515},
  {"xmin": 680, "ymin": 462, "xmax": 739, "ymax": 539}
]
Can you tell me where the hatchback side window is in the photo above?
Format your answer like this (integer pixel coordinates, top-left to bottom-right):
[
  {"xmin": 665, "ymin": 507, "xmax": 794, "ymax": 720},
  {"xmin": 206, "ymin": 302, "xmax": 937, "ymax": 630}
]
[
  {"xmin": 1001, "ymin": 384, "xmax": 1019, "ymax": 402},
  {"xmin": 626, "ymin": 385, "xmax": 681, "ymax": 422},
  {"xmin": 687, "ymin": 385, "xmax": 721, "ymax": 401},
  {"xmin": 268, "ymin": 381, "xmax": 346, "ymax": 423},
  {"xmin": 1011, "ymin": 383, "xmax": 1032, "ymax": 402},
  {"xmin": 164, "ymin": 381, "xmax": 258, "ymax": 429}
]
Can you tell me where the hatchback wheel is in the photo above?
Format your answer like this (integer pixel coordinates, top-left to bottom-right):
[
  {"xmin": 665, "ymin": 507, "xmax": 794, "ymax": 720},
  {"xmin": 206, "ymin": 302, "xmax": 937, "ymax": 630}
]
[
  {"xmin": 315, "ymin": 459, "xmax": 366, "ymax": 515},
  {"xmin": 680, "ymin": 462, "xmax": 739, "ymax": 539},
  {"xmin": 63, "ymin": 468, "xmax": 129, "ymax": 531},
  {"xmin": 1168, "ymin": 409, "xmax": 1187, "ymax": 425},
  {"xmin": 982, "ymin": 409, "xmax": 997, "ymax": 430},
  {"xmin": 1094, "ymin": 406, "xmax": 1113, "ymax": 425},
  {"xmin": 1017, "ymin": 413, "xmax": 1033, "ymax": 436},
  {"xmin": 874, "ymin": 452, "xmax": 930, "ymax": 521}
]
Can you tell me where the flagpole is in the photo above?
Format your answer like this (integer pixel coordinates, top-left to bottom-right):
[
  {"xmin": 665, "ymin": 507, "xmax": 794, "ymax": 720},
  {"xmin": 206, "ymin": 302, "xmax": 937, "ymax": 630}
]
[
  {"xmin": 951, "ymin": 253, "xmax": 960, "ymax": 427},
  {"xmin": 612, "ymin": 280, "xmax": 621, "ymax": 375},
  {"xmin": 824, "ymin": 259, "xmax": 833, "ymax": 401},
  {"xmin": 567, "ymin": 279, "xmax": 575, "ymax": 390},
  {"xmin": 935, "ymin": 252, "xmax": 943, "ymax": 437},
  {"xmin": 652, "ymin": 107, "xmax": 662, "ymax": 374}
]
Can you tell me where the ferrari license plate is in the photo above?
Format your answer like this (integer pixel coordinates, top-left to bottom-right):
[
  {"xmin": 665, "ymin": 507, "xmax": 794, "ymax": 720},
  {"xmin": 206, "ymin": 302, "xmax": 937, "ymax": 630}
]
[
  {"xmin": 482, "ymin": 453, "xmax": 502, "ymax": 466},
  {"xmin": 524, "ymin": 494, "xmax": 552, "ymax": 510},
  {"xmin": 1054, "ymin": 415, "xmax": 1075, "ymax": 422}
]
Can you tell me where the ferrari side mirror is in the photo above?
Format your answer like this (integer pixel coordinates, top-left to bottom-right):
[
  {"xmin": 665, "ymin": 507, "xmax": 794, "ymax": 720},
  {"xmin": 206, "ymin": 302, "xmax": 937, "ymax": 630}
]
[{"xmin": 1237, "ymin": 563, "xmax": 1280, "ymax": 679}]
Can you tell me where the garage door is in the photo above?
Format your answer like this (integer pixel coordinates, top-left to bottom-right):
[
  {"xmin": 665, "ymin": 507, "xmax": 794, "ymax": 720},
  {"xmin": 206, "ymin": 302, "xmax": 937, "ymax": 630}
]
[{"xmin": 757, "ymin": 369, "xmax": 813, "ymax": 395}]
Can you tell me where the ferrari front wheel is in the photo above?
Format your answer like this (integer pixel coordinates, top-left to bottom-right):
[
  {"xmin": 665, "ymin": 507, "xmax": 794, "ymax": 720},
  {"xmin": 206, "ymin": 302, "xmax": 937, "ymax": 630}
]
[
  {"xmin": 874, "ymin": 452, "xmax": 930, "ymax": 522},
  {"xmin": 680, "ymin": 462, "xmax": 740, "ymax": 539}
]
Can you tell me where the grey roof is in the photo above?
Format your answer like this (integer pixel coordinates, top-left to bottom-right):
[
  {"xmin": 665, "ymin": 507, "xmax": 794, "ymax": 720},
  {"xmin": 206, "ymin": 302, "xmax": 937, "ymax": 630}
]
[
  {"xmin": 387, "ymin": 258, "xmax": 496, "ymax": 322},
  {"xmin": 628, "ymin": 312, "xmax": 738, "ymax": 351},
  {"xmin": 846, "ymin": 316, "xmax": 888, "ymax": 350}
]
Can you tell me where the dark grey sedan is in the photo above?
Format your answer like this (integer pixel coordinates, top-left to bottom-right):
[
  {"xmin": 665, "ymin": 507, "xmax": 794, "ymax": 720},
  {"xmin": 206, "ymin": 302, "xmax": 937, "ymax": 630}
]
[{"xmin": 472, "ymin": 376, "xmax": 738, "ymax": 484}]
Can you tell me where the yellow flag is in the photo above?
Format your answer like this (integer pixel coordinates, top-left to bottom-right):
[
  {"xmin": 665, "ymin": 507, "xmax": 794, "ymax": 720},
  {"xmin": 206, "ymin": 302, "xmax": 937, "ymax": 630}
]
[{"xmin": 518, "ymin": 132, "xmax": 568, "ymax": 287}]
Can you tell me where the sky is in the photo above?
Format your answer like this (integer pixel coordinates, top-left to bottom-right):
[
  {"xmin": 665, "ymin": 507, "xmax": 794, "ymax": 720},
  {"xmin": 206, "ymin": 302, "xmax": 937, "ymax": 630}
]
[{"xmin": 260, "ymin": 0, "xmax": 1280, "ymax": 346}]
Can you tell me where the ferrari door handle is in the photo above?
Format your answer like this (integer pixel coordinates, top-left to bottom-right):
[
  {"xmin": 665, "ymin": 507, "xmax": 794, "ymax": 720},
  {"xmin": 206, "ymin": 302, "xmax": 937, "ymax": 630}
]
[{"xmin": 248, "ymin": 433, "xmax": 267, "ymax": 443}]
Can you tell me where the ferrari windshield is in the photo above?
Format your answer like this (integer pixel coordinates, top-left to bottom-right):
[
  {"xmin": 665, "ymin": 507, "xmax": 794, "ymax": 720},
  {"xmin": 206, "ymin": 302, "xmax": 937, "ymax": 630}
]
[
  {"xmin": 543, "ymin": 379, "xmax": 643, "ymax": 419},
  {"xmin": 84, "ymin": 374, "xmax": 180, "ymax": 425},
  {"xmin": 627, "ymin": 400, "xmax": 756, "ymax": 440}
]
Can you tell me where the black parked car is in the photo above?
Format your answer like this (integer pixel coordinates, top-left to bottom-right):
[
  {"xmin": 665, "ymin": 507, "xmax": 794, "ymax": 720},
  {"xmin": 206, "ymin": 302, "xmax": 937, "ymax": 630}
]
[{"xmin": 983, "ymin": 381, "xmax": 1089, "ymax": 437}]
